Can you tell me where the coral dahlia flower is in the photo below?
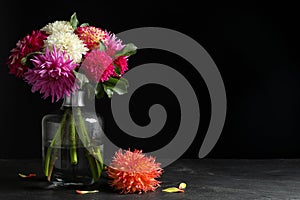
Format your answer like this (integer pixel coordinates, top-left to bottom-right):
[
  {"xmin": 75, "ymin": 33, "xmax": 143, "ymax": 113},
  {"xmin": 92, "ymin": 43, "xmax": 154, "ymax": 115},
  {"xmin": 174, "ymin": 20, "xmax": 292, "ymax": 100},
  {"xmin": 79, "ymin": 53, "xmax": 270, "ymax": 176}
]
[
  {"xmin": 75, "ymin": 26, "xmax": 107, "ymax": 50},
  {"xmin": 24, "ymin": 46, "xmax": 78, "ymax": 102},
  {"xmin": 7, "ymin": 30, "xmax": 48, "ymax": 77},
  {"xmin": 107, "ymin": 149, "xmax": 163, "ymax": 194}
]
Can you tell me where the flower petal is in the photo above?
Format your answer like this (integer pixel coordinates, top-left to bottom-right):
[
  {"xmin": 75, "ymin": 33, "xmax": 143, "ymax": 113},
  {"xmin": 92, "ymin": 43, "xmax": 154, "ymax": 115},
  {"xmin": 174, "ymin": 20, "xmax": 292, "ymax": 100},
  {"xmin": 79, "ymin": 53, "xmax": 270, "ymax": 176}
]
[
  {"xmin": 75, "ymin": 190, "xmax": 99, "ymax": 195},
  {"xmin": 162, "ymin": 187, "xmax": 185, "ymax": 193},
  {"xmin": 18, "ymin": 173, "xmax": 36, "ymax": 178}
]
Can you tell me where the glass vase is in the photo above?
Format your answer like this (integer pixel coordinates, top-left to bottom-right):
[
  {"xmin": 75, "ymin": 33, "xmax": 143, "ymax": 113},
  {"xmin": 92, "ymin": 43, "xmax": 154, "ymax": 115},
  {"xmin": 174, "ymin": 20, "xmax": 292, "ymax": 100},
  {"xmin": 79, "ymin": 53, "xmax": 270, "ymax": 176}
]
[{"xmin": 42, "ymin": 90, "xmax": 104, "ymax": 186}]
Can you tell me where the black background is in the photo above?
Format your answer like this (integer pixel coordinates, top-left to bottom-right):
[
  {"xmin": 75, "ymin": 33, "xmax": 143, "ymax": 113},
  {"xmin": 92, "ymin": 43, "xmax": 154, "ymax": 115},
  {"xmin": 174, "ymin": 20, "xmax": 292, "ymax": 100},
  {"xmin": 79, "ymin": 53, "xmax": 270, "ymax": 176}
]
[{"xmin": 1, "ymin": 2, "xmax": 300, "ymax": 159}]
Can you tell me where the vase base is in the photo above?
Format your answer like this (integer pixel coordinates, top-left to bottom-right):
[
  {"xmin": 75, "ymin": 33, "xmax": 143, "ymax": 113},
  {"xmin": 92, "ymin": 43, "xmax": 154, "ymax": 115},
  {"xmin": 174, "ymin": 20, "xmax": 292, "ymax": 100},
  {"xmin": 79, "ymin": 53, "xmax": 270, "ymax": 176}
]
[
  {"xmin": 48, "ymin": 171, "xmax": 95, "ymax": 186},
  {"xmin": 49, "ymin": 177, "xmax": 95, "ymax": 187},
  {"xmin": 51, "ymin": 181, "xmax": 94, "ymax": 187}
]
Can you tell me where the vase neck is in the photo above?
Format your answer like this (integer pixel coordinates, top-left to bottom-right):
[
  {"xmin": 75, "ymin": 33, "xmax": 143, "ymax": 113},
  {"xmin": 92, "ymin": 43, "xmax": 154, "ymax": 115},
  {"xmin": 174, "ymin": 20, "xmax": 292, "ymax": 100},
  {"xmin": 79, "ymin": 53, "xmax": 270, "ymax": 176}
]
[{"xmin": 62, "ymin": 90, "xmax": 85, "ymax": 107}]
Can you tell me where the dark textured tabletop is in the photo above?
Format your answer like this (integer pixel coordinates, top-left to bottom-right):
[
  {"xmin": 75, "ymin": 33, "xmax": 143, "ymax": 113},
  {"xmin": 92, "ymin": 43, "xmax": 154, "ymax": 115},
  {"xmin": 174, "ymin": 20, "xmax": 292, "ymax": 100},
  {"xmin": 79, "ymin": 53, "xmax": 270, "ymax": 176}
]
[{"xmin": 1, "ymin": 159, "xmax": 300, "ymax": 200}]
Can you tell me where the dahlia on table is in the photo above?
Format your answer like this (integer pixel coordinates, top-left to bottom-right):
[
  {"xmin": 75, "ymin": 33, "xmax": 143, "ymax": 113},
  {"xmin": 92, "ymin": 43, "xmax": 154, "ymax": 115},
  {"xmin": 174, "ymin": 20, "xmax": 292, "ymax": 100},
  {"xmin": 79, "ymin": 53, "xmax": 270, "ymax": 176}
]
[
  {"xmin": 6, "ymin": 13, "xmax": 137, "ymax": 185},
  {"xmin": 107, "ymin": 149, "xmax": 163, "ymax": 194}
]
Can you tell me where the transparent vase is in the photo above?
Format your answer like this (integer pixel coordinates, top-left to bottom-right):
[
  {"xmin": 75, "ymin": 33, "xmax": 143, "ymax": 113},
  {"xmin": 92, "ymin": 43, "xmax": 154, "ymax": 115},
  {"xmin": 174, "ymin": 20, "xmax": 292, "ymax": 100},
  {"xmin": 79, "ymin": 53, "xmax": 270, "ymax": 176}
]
[{"xmin": 42, "ymin": 90, "xmax": 104, "ymax": 186}]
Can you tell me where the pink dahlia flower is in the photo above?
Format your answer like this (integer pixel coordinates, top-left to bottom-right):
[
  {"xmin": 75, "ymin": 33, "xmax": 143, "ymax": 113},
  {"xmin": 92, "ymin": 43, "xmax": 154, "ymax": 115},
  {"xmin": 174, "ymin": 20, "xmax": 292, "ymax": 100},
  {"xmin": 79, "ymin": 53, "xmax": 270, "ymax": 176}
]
[
  {"xmin": 107, "ymin": 149, "xmax": 163, "ymax": 194},
  {"xmin": 74, "ymin": 26, "xmax": 107, "ymax": 50},
  {"xmin": 81, "ymin": 49, "xmax": 114, "ymax": 82},
  {"xmin": 7, "ymin": 30, "xmax": 48, "ymax": 78},
  {"xmin": 105, "ymin": 32, "xmax": 125, "ymax": 57},
  {"xmin": 113, "ymin": 56, "xmax": 128, "ymax": 76},
  {"xmin": 24, "ymin": 46, "xmax": 78, "ymax": 102}
]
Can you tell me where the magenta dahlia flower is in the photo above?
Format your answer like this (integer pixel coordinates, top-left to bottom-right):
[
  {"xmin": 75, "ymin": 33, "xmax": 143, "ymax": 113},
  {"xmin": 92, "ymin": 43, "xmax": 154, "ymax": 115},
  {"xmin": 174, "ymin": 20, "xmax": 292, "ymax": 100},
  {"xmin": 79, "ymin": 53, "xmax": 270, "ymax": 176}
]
[
  {"xmin": 113, "ymin": 56, "xmax": 128, "ymax": 76},
  {"xmin": 75, "ymin": 26, "xmax": 107, "ymax": 50},
  {"xmin": 81, "ymin": 49, "xmax": 115, "ymax": 82},
  {"xmin": 105, "ymin": 32, "xmax": 125, "ymax": 57},
  {"xmin": 7, "ymin": 30, "xmax": 48, "ymax": 77},
  {"xmin": 24, "ymin": 46, "xmax": 78, "ymax": 102}
]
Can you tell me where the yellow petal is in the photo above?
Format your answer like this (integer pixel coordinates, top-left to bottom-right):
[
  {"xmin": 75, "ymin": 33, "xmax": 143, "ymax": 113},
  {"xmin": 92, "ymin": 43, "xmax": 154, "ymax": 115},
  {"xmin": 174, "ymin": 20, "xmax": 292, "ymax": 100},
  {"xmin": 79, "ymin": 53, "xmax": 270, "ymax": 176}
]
[
  {"xmin": 18, "ymin": 173, "xmax": 27, "ymax": 178},
  {"xmin": 178, "ymin": 182, "xmax": 187, "ymax": 190},
  {"xmin": 162, "ymin": 187, "xmax": 184, "ymax": 193}
]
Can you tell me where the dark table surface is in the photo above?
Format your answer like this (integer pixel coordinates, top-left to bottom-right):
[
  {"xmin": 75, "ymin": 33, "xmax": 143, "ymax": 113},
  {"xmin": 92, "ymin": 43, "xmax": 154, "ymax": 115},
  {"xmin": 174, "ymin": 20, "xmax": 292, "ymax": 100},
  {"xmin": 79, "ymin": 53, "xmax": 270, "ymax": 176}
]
[{"xmin": 1, "ymin": 158, "xmax": 300, "ymax": 200}]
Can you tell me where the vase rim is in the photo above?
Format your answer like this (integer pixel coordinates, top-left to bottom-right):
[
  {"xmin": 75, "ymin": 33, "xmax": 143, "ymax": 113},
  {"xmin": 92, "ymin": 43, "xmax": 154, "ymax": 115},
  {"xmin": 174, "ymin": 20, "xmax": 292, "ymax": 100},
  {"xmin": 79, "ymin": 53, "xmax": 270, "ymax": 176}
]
[{"xmin": 62, "ymin": 90, "xmax": 85, "ymax": 107}]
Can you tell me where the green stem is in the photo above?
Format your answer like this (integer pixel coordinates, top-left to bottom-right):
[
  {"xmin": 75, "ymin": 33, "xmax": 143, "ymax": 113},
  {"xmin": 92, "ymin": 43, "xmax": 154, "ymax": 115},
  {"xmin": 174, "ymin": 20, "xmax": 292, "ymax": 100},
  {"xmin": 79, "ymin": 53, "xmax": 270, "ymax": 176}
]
[
  {"xmin": 69, "ymin": 114, "xmax": 78, "ymax": 164},
  {"xmin": 44, "ymin": 110, "xmax": 68, "ymax": 177},
  {"xmin": 86, "ymin": 152, "xmax": 98, "ymax": 181},
  {"xmin": 75, "ymin": 107, "xmax": 103, "ymax": 181},
  {"xmin": 94, "ymin": 146, "xmax": 104, "ymax": 171},
  {"xmin": 75, "ymin": 107, "xmax": 90, "ymax": 146}
]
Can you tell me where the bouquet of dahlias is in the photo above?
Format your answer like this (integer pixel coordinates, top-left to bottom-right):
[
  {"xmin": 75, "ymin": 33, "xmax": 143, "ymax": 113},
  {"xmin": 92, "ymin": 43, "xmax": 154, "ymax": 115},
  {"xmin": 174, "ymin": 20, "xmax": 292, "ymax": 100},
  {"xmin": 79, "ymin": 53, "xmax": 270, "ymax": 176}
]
[{"xmin": 6, "ymin": 12, "xmax": 137, "ymax": 184}]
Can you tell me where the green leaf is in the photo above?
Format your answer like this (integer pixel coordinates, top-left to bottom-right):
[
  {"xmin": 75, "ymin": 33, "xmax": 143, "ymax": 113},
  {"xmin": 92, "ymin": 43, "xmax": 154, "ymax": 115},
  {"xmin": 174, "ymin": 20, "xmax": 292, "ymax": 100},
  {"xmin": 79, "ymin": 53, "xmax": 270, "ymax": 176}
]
[
  {"xmin": 114, "ymin": 65, "xmax": 121, "ymax": 75},
  {"xmin": 99, "ymin": 40, "xmax": 106, "ymax": 51},
  {"xmin": 70, "ymin": 12, "xmax": 79, "ymax": 29},
  {"xmin": 80, "ymin": 23, "xmax": 89, "ymax": 27},
  {"xmin": 107, "ymin": 77, "xmax": 129, "ymax": 86},
  {"xmin": 84, "ymin": 83, "xmax": 96, "ymax": 101},
  {"xmin": 21, "ymin": 57, "xmax": 27, "ymax": 66},
  {"xmin": 73, "ymin": 71, "xmax": 89, "ymax": 88},
  {"xmin": 21, "ymin": 51, "xmax": 43, "ymax": 66},
  {"xmin": 103, "ymin": 77, "xmax": 129, "ymax": 98},
  {"xmin": 95, "ymin": 82, "xmax": 105, "ymax": 99},
  {"xmin": 103, "ymin": 85, "xmax": 114, "ymax": 98},
  {"xmin": 114, "ymin": 43, "xmax": 137, "ymax": 58}
]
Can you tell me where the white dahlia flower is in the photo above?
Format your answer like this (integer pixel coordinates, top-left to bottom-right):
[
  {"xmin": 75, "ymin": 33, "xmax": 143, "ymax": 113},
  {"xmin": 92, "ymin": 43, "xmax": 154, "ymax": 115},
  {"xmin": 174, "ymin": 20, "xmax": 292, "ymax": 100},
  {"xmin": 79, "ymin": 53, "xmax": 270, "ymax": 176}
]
[
  {"xmin": 43, "ymin": 32, "xmax": 88, "ymax": 63},
  {"xmin": 41, "ymin": 21, "xmax": 74, "ymax": 34}
]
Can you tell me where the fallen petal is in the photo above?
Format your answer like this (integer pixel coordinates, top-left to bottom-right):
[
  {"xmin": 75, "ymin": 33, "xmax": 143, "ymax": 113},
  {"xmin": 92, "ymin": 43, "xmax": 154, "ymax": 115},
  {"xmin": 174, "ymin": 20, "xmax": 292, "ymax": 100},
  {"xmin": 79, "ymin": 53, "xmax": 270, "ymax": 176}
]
[
  {"xmin": 75, "ymin": 190, "xmax": 99, "ymax": 195},
  {"xmin": 18, "ymin": 173, "xmax": 37, "ymax": 178},
  {"xmin": 162, "ymin": 187, "xmax": 185, "ymax": 193},
  {"xmin": 178, "ymin": 182, "xmax": 187, "ymax": 190}
]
